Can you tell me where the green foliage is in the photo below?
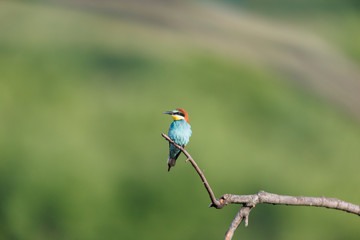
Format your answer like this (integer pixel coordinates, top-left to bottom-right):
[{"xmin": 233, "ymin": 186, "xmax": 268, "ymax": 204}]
[{"xmin": 0, "ymin": 1, "xmax": 359, "ymax": 240}]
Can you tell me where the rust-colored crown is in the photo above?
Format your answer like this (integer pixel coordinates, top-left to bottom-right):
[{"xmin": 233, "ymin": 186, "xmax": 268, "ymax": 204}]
[{"xmin": 176, "ymin": 108, "xmax": 189, "ymax": 123}]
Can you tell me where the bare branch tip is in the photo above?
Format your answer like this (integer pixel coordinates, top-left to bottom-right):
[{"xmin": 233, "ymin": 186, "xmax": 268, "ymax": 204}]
[{"xmin": 244, "ymin": 215, "xmax": 249, "ymax": 227}]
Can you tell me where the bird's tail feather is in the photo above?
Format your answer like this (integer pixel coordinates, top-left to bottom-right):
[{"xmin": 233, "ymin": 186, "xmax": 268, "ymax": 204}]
[
  {"xmin": 167, "ymin": 157, "xmax": 176, "ymax": 172},
  {"xmin": 167, "ymin": 148, "xmax": 182, "ymax": 172}
]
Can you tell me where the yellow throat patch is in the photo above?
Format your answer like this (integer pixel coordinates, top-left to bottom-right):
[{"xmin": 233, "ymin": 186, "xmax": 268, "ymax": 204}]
[{"xmin": 172, "ymin": 115, "xmax": 184, "ymax": 121}]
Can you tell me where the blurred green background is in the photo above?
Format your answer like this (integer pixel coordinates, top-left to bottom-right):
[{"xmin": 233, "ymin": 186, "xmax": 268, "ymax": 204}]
[{"xmin": 1, "ymin": 0, "xmax": 360, "ymax": 239}]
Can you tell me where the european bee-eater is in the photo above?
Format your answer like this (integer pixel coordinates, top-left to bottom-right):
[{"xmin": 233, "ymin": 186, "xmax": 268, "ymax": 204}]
[{"xmin": 163, "ymin": 108, "xmax": 192, "ymax": 171}]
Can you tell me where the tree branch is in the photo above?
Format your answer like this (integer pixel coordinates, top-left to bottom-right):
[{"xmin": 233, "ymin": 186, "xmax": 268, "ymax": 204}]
[
  {"xmin": 161, "ymin": 133, "xmax": 360, "ymax": 239},
  {"xmin": 220, "ymin": 191, "xmax": 360, "ymax": 215}
]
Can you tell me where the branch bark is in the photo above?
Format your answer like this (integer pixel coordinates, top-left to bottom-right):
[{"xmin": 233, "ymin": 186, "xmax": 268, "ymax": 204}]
[{"xmin": 161, "ymin": 133, "xmax": 360, "ymax": 239}]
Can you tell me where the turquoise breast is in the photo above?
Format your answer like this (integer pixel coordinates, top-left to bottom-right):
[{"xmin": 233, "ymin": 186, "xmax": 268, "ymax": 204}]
[{"xmin": 168, "ymin": 120, "xmax": 192, "ymax": 146}]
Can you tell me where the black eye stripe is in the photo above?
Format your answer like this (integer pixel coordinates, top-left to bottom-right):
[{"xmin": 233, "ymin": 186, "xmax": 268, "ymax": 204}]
[{"xmin": 174, "ymin": 112, "xmax": 185, "ymax": 117}]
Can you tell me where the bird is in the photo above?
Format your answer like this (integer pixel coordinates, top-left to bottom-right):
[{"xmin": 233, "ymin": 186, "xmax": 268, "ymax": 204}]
[{"xmin": 163, "ymin": 108, "xmax": 192, "ymax": 171}]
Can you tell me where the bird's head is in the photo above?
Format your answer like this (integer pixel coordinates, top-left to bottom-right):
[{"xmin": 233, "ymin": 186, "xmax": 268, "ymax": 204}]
[{"xmin": 163, "ymin": 108, "xmax": 189, "ymax": 123}]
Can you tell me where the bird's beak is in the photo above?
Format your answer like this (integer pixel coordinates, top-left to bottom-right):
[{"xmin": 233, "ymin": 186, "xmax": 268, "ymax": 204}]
[{"xmin": 163, "ymin": 111, "xmax": 173, "ymax": 115}]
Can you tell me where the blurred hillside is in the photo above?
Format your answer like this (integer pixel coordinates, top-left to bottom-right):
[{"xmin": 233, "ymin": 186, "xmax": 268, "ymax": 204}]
[
  {"xmin": 24, "ymin": 0, "xmax": 360, "ymax": 118},
  {"xmin": 225, "ymin": 0, "xmax": 360, "ymax": 12},
  {"xmin": 225, "ymin": 0, "xmax": 360, "ymax": 64},
  {"xmin": 0, "ymin": 0, "xmax": 359, "ymax": 240}
]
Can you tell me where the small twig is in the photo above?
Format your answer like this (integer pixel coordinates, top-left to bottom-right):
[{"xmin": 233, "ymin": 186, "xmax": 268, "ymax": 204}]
[
  {"xmin": 161, "ymin": 133, "xmax": 221, "ymax": 207},
  {"xmin": 224, "ymin": 206, "xmax": 252, "ymax": 240}
]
